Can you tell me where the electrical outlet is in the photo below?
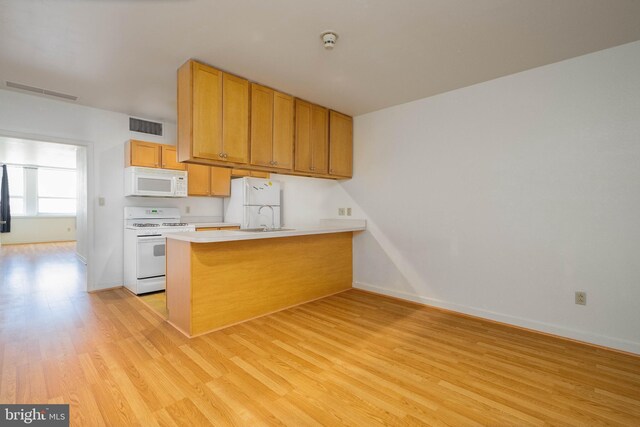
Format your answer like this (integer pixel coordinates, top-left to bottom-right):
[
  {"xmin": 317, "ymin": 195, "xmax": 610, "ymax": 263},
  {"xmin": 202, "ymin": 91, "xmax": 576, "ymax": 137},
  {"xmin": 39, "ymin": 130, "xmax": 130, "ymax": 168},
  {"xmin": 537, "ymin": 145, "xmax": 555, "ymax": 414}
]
[
  {"xmin": 98, "ymin": 197, "xmax": 105, "ymax": 206},
  {"xmin": 185, "ymin": 206, "xmax": 191, "ymax": 214},
  {"xmin": 338, "ymin": 208, "xmax": 345, "ymax": 216},
  {"xmin": 346, "ymin": 208, "xmax": 352, "ymax": 216},
  {"xmin": 575, "ymin": 291, "xmax": 587, "ymax": 306}
]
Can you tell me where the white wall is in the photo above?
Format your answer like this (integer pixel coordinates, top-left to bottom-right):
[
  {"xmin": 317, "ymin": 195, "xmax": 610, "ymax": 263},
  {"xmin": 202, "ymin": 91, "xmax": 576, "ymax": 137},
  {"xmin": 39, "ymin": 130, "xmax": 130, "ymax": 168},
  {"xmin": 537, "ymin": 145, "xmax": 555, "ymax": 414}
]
[
  {"xmin": 272, "ymin": 174, "xmax": 356, "ymax": 228},
  {"xmin": 0, "ymin": 217, "xmax": 76, "ymax": 244},
  {"xmin": 344, "ymin": 40, "xmax": 640, "ymax": 354},
  {"xmin": 0, "ymin": 89, "xmax": 223, "ymax": 290},
  {"xmin": 0, "ymin": 89, "xmax": 350, "ymax": 290},
  {"xmin": 4, "ymin": 40, "xmax": 637, "ymax": 355},
  {"xmin": 75, "ymin": 146, "xmax": 88, "ymax": 262}
]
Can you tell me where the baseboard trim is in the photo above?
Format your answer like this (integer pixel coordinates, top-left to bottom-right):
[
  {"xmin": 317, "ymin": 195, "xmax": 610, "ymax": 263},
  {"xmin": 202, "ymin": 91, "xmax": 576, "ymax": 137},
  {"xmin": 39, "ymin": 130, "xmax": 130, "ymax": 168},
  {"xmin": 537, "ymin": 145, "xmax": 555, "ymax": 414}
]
[
  {"xmin": 353, "ymin": 281, "xmax": 640, "ymax": 356},
  {"xmin": 88, "ymin": 285, "xmax": 123, "ymax": 293}
]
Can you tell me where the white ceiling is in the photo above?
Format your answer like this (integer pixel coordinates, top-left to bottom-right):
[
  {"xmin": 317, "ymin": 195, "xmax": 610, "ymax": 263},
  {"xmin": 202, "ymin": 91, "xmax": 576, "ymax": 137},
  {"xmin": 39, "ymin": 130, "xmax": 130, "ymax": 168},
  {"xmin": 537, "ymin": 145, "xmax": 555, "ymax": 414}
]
[{"xmin": 1, "ymin": 0, "xmax": 640, "ymax": 123}]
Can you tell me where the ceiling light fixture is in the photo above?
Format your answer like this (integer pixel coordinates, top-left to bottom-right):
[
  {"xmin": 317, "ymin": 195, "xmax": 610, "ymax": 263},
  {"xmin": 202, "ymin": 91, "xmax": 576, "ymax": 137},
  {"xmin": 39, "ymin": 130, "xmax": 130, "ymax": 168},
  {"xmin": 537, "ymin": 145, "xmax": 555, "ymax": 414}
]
[{"xmin": 320, "ymin": 31, "xmax": 338, "ymax": 50}]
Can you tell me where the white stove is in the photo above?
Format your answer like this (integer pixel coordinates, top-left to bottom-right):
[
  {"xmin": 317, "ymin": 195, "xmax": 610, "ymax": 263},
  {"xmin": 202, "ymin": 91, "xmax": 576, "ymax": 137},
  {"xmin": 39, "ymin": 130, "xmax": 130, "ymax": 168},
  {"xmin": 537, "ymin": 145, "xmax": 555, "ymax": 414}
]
[
  {"xmin": 124, "ymin": 207, "xmax": 195, "ymax": 294},
  {"xmin": 127, "ymin": 222, "xmax": 194, "ymax": 235}
]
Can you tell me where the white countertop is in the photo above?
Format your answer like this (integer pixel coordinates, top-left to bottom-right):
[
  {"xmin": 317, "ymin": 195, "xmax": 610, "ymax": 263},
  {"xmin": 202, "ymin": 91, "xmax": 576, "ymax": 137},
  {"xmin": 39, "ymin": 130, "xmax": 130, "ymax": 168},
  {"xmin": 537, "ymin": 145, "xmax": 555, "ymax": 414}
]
[
  {"xmin": 180, "ymin": 216, "xmax": 240, "ymax": 228},
  {"xmin": 191, "ymin": 222, "xmax": 241, "ymax": 228},
  {"xmin": 165, "ymin": 219, "xmax": 366, "ymax": 243}
]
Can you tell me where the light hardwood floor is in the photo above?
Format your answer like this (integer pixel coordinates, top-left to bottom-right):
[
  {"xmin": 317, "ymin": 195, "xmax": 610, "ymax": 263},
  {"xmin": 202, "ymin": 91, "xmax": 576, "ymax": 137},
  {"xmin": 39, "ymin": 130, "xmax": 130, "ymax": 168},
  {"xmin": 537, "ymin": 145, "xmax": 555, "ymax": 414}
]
[
  {"xmin": 1, "ymin": 243, "xmax": 639, "ymax": 425},
  {"xmin": 138, "ymin": 291, "xmax": 168, "ymax": 318}
]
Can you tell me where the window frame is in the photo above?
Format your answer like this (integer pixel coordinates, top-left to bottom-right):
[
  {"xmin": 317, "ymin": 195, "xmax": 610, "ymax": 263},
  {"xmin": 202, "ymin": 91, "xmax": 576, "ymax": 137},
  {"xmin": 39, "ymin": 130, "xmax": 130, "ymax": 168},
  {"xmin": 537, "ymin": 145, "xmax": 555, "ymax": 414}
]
[
  {"xmin": 1, "ymin": 164, "xmax": 77, "ymax": 218},
  {"xmin": 36, "ymin": 167, "xmax": 78, "ymax": 215}
]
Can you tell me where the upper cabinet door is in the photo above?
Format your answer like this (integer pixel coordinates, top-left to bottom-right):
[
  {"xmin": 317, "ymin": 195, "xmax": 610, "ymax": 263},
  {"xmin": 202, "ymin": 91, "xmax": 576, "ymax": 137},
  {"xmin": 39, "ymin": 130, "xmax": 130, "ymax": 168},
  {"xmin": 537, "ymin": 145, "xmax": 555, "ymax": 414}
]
[
  {"xmin": 177, "ymin": 59, "xmax": 351, "ymax": 179},
  {"xmin": 210, "ymin": 167, "xmax": 231, "ymax": 197},
  {"xmin": 161, "ymin": 145, "xmax": 186, "ymax": 170},
  {"xmin": 294, "ymin": 99, "xmax": 312, "ymax": 173},
  {"xmin": 191, "ymin": 62, "xmax": 223, "ymax": 160},
  {"xmin": 310, "ymin": 104, "xmax": 329, "ymax": 174},
  {"xmin": 222, "ymin": 73, "xmax": 249, "ymax": 164},
  {"xmin": 186, "ymin": 163, "xmax": 211, "ymax": 196},
  {"xmin": 329, "ymin": 111, "xmax": 353, "ymax": 178},
  {"xmin": 272, "ymin": 91, "xmax": 294, "ymax": 170},
  {"xmin": 128, "ymin": 140, "xmax": 161, "ymax": 168},
  {"xmin": 250, "ymin": 83, "xmax": 274, "ymax": 168}
]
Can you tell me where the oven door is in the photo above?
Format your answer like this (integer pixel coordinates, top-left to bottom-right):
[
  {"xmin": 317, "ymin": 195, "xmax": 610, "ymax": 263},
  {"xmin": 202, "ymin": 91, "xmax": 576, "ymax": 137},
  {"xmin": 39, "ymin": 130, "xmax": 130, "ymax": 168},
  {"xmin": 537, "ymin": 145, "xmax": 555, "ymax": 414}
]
[{"xmin": 136, "ymin": 235, "xmax": 166, "ymax": 279}]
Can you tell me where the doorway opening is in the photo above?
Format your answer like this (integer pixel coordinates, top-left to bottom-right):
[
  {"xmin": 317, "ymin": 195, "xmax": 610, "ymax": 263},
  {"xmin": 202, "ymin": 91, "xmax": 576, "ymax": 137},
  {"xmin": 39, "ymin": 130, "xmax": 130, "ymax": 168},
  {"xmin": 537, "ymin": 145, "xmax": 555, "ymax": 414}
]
[{"xmin": 0, "ymin": 136, "xmax": 89, "ymax": 294}]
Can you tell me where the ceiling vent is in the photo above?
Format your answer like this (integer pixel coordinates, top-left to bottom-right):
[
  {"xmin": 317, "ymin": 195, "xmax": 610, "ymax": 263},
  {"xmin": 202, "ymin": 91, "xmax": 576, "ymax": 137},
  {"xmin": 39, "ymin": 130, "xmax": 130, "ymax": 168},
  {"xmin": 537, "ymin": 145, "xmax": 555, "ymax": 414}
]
[
  {"xmin": 5, "ymin": 81, "xmax": 78, "ymax": 101},
  {"xmin": 130, "ymin": 117, "xmax": 163, "ymax": 136}
]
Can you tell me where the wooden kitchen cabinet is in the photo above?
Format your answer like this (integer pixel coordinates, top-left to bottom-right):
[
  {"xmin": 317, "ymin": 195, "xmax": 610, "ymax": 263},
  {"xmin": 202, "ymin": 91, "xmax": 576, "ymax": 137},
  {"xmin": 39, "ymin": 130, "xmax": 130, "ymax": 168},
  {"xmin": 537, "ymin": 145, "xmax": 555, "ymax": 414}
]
[
  {"xmin": 186, "ymin": 164, "xmax": 210, "ymax": 196},
  {"xmin": 186, "ymin": 164, "xmax": 230, "ymax": 197},
  {"xmin": 231, "ymin": 168, "xmax": 250, "ymax": 177},
  {"xmin": 126, "ymin": 140, "xmax": 161, "ymax": 168},
  {"xmin": 210, "ymin": 167, "xmax": 231, "ymax": 196},
  {"xmin": 231, "ymin": 169, "xmax": 270, "ymax": 179},
  {"xmin": 126, "ymin": 140, "xmax": 187, "ymax": 171},
  {"xmin": 295, "ymin": 99, "xmax": 328, "ymax": 175},
  {"xmin": 222, "ymin": 73, "xmax": 250, "ymax": 163},
  {"xmin": 161, "ymin": 145, "xmax": 186, "ymax": 170},
  {"xmin": 328, "ymin": 111, "xmax": 353, "ymax": 178},
  {"xmin": 177, "ymin": 59, "xmax": 353, "ymax": 180},
  {"xmin": 178, "ymin": 60, "xmax": 249, "ymax": 166},
  {"xmin": 249, "ymin": 171, "xmax": 270, "ymax": 179},
  {"xmin": 250, "ymin": 83, "xmax": 294, "ymax": 170}
]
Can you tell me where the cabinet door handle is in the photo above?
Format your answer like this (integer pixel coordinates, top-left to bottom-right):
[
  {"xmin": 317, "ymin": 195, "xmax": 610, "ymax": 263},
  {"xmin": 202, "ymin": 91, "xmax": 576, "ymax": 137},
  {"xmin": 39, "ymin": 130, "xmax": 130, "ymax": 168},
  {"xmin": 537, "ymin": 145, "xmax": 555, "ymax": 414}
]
[
  {"xmin": 274, "ymin": 161, "xmax": 278, "ymax": 166},
  {"xmin": 223, "ymin": 153, "xmax": 228, "ymax": 159},
  {"xmin": 219, "ymin": 153, "xmax": 224, "ymax": 158}
]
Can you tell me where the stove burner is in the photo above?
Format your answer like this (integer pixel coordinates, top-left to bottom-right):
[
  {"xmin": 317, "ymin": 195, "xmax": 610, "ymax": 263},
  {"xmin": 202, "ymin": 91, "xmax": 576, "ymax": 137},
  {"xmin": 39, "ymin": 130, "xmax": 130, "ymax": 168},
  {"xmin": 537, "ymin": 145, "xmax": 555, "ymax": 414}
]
[
  {"xmin": 162, "ymin": 223, "xmax": 189, "ymax": 227},
  {"xmin": 132, "ymin": 223, "xmax": 160, "ymax": 227}
]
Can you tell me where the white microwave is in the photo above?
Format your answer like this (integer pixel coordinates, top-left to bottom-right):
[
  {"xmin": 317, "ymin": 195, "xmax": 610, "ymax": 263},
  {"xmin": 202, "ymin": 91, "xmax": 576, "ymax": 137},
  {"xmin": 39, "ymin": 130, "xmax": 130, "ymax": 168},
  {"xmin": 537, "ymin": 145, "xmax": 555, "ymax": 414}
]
[{"xmin": 124, "ymin": 167, "xmax": 188, "ymax": 197}]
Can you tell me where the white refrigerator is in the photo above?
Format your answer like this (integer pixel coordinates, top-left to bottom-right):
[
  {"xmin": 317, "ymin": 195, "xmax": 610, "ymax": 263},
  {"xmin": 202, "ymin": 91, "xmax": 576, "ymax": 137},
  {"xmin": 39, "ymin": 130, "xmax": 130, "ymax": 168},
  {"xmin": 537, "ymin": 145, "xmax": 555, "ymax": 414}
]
[{"xmin": 224, "ymin": 177, "xmax": 282, "ymax": 229}]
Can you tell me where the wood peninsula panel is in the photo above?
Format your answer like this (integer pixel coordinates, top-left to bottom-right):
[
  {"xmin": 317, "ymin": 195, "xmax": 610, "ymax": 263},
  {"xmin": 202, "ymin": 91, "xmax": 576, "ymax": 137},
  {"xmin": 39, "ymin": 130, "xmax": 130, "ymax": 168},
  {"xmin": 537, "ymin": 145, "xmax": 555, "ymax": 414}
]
[
  {"xmin": 170, "ymin": 232, "xmax": 353, "ymax": 336},
  {"xmin": 165, "ymin": 239, "xmax": 192, "ymax": 335}
]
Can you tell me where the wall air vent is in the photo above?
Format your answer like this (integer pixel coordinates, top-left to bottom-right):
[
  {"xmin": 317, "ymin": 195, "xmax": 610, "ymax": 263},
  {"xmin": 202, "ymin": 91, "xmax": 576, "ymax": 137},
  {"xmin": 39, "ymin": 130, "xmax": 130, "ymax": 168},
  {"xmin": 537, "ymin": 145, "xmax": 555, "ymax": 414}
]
[
  {"xmin": 5, "ymin": 81, "xmax": 78, "ymax": 101},
  {"xmin": 129, "ymin": 117, "xmax": 163, "ymax": 136}
]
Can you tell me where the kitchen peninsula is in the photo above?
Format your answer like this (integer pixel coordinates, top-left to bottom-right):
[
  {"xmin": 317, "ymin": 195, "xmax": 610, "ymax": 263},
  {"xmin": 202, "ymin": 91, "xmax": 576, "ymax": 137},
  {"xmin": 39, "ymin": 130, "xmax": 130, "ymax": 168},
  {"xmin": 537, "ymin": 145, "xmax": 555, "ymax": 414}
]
[{"xmin": 165, "ymin": 220, "xmax": 365, "ymax": 337}]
